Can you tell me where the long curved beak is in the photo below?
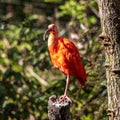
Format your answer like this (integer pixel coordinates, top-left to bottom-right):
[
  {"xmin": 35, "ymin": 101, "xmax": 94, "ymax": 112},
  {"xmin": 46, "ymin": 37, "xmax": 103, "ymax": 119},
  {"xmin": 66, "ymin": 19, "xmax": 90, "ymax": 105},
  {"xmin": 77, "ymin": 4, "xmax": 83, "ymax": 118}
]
[{"xmin": 43, "ymin": 28, "xmax": 50, "ymax": 41}]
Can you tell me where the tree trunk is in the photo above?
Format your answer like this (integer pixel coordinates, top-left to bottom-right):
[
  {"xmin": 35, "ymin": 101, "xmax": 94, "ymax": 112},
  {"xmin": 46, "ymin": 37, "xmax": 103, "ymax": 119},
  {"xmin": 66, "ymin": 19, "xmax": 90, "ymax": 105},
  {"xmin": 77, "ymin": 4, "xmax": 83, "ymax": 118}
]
[
  {"xmin": 48, "ymin": 95, "xmax": 71, "ymax": 120},
  {"xmin": 97, "ymin": 0, "xmax": 120, "ymax": 119}
]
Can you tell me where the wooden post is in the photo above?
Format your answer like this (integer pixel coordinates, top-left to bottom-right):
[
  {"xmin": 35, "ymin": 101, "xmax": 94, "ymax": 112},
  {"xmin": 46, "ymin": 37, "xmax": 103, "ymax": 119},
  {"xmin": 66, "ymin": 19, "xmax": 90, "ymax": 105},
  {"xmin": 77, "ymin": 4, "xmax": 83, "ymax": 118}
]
[{"xmin": 48, "ymin": 95, "xmax": 71, "ymax": 120}]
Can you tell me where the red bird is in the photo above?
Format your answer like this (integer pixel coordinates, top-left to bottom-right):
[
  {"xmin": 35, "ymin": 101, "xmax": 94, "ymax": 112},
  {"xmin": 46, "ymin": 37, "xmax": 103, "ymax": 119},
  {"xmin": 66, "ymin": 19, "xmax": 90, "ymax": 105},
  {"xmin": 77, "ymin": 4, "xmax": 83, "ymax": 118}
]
[{"xmin": 43, "ymin": 24, "xmax": 86, "ymax": 101}]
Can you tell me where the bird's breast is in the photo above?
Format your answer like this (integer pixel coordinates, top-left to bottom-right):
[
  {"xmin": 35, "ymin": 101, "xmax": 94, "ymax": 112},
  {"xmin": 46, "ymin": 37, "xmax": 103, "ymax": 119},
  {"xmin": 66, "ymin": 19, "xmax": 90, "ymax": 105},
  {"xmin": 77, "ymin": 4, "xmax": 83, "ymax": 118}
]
[{"xmin": 48, "ymin": 45, "xmax": 71, "ymax": 75}]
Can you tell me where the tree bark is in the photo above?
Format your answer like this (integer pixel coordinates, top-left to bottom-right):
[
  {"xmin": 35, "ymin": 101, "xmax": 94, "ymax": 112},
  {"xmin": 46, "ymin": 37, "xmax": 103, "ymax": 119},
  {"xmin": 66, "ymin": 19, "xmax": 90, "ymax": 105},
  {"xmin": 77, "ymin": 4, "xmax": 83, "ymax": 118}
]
[
  {"xmin": 97, "ymin": 0, "xmax": 120, "ymax": 119},
  {"xmin": 48, "ymin": 95, "xmax": 71, "ymax": 120}
]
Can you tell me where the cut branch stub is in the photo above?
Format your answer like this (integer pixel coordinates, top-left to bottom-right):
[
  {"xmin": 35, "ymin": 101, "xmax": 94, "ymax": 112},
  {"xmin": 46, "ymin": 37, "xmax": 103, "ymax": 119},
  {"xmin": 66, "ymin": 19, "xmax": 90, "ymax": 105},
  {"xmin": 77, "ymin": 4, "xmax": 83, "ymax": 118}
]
[{"xmin": 48, "ymin": 95, "xmax": 71, "ymax": 120}]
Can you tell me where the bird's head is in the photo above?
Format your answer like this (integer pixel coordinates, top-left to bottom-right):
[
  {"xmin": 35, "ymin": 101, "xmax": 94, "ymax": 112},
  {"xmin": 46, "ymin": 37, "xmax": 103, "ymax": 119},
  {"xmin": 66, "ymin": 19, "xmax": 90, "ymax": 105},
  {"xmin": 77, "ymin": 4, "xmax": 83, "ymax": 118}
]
[{"xmin": 43, "ymin": 24, "xmax": 58, "ymax": 41}]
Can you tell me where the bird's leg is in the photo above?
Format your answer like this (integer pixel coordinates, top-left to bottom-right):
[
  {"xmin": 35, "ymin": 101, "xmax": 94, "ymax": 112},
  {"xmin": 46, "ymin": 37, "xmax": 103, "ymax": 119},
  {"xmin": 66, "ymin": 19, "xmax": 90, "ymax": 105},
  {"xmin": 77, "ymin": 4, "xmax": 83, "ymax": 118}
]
[
  {"xmin": 59, "ymin": 75, "xmax": 71, "ymax": 103},
  {"xmin": 64, "ymin": 74, "xmax": 70, "ymax": 96}
]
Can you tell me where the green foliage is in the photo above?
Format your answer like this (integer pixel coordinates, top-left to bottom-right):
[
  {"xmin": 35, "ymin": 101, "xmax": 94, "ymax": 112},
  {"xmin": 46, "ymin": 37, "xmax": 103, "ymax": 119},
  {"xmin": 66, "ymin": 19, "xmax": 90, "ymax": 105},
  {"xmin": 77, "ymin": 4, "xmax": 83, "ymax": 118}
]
[
  {"xmin": 59, "ymin": 0, "xmax": 97, "ymax": 25},
  {"xmin": 0, "ymin": 0, "xmax": 107, "ymax": 119}
]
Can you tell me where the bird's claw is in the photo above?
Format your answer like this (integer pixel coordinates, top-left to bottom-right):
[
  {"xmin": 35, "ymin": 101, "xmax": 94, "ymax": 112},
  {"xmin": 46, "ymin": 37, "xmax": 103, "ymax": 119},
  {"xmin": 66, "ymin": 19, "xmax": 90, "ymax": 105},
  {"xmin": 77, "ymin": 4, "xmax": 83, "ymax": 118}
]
[{"xmin": 58, "ymin": 95, "xmax": 72, "ymax": 103}]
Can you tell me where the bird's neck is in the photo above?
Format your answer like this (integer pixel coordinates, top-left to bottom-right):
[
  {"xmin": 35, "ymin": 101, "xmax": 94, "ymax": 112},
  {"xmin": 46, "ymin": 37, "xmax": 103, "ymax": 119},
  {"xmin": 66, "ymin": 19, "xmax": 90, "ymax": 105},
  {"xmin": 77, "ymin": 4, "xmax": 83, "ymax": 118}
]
[{"xmin": 48, "ymin": 32, "xmax": 58, "ymax": 47}]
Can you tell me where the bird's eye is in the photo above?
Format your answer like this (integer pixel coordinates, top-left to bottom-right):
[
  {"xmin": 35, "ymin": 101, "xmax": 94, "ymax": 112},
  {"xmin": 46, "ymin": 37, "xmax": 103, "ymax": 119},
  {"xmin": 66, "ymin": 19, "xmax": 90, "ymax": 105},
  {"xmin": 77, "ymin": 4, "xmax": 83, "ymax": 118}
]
[{"xmin": 52, "ymin": 28, "xmax": 55, "ymax": 32}]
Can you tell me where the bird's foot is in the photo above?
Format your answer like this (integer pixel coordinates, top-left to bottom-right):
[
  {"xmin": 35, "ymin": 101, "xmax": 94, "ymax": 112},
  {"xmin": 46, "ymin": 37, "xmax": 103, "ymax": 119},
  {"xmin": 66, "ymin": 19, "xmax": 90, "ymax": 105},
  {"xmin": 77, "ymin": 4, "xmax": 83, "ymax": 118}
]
[{"xmin": 58, "ymin": 95, "xmax": 72, "ymax": 103}]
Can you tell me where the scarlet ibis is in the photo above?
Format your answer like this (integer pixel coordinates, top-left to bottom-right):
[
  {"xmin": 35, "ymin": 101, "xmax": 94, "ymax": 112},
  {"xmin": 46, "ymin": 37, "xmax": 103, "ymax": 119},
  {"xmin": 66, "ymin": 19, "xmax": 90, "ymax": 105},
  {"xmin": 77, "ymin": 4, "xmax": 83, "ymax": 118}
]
[{"xmin": 43, "ymin": 24, "xmax": 86, "ymax": 102}]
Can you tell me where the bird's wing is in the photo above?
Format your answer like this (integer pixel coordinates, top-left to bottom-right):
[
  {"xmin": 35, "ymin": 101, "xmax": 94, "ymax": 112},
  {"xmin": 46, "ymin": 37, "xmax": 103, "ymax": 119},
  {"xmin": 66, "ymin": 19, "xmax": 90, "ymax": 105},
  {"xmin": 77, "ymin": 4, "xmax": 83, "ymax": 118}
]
[
  {"xmin": 59, "ymin": 38, "xmax": 86, "ymax": 86},
  {"xmin": 59, "ymin": 38, "xmax": 81, "ymax": 73}
]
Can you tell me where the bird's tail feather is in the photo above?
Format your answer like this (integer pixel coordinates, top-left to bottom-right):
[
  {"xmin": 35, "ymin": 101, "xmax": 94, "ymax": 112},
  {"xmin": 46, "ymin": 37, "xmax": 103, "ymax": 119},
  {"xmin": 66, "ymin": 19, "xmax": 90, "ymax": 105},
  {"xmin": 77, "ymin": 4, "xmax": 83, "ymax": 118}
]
[{"xmin": 78, "ymin": 78, "xmax": 86, "ymax": 88}]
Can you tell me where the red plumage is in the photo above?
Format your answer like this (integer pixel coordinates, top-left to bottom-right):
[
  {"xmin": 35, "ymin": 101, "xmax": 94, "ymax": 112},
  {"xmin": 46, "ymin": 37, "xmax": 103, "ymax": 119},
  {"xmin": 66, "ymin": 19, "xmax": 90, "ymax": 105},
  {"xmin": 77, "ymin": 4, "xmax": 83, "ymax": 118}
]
[
  {"xmin": 43, "ymin": 24, "xmax": 86, "ymax": 101},
  {"xmin": 48, "ymin": 37, "xmax": 86, "ymax": 87}
]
